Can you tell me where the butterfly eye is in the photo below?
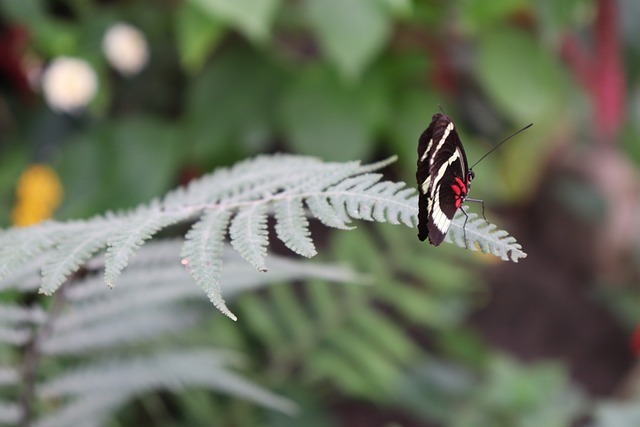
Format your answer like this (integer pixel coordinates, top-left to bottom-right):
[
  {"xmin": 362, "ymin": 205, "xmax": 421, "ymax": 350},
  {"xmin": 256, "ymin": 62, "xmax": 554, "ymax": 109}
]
[{"xmin": 469, "ymin": 170, "xmax": 475, "ymax": 181}]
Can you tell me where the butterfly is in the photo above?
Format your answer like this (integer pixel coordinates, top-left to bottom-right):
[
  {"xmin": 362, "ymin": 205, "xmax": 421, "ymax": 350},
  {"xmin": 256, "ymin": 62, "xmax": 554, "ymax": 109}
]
[
  {"xmin": 416, "ymin": 113, "xmax": 474, "ymax": 246},
  {"xmin": 416, "ymin": 113, "xmax": 532, "ymax": 246}
]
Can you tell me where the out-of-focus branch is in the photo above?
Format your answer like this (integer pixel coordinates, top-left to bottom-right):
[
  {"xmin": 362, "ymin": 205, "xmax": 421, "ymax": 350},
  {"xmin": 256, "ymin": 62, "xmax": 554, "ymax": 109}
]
[{"xmin": 561, "ymin": 0, "xmax": 625, "ymax": 143}]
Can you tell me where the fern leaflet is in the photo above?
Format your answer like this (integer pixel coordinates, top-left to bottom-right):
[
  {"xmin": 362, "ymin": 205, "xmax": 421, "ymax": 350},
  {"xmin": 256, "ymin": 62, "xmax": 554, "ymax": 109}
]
[
  {"xmin": 181, "ymin": 209, "xmax": 236, "ymax": 320},
  {"xmin": 446, "ymin": 211, "xmax": 526, "ymax": 262},
  {"xmin": 104, "ymin": 203, "xmax": 190, "ymax": 287},
  {"xmin": 305, "ymin": 195, "xmax": 354, "ymax": 230},
  {"xmin": 40, "ymin": 219, "xmax": 119, "ymax": 295},
  {"xmin": 274, "ymin": 198, "xmax": 316, "ymax": 258},
  {"xmin": 229, "ymin": 203, "xmax": 269, "ymax": 272}
]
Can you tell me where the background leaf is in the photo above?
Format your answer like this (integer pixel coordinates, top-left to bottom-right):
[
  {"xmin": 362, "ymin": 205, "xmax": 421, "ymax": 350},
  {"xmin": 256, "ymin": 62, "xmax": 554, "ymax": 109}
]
[
  {"xmin": 476, "ymin": 28, "xmax": 574, "ymax": 125},
  {"xmin": 279, "ymin": 67, "xmax": 387, "ymax": 161},
  {"xmin": 305, "ymin": 0, "xmax": 392, "ymax": 80},
  {"xmin": 187, "ymin": 0, "xmax": 281, "ymax": 43},
  {"xmin": 175, "ymin": 1, "xmax": 226, "ymax": 73},
  {"xmin": 185, "ymin": 47, "xmax": 285, "ymax": 166}
]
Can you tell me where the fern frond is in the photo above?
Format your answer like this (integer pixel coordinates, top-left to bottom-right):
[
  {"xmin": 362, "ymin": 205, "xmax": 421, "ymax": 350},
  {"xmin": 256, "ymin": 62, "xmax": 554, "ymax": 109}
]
[
  {"xmin": 0, "ymin": 237, "xmax": 367, "ymax": 427},
  {"xmin": 162, "ymin": 154, "xmax": 325, "ymax": 208},
  {"xmin": 52, "ymin": 243, "xmax": 359, "ymax": 342},
  {"xmin": 229, "ymin": 204, "xmax": 269, "ymax": 272},
  {"xmin": 305, "ymin": 195, "xmax": 354, "ymax": 230},
  {"xmin": 53, "ymin": 277, "xmax": 198, "ymax": 334},
  {"xmin": 43, "ymin": 308, "xmax": 201, "ymax": 355},
  {"xmin": 0, "ymin": 222, "xmax": 77, "ymax": 282},
  {"xmin": 181, "ymin": 209, "xmax": 235, "ymax": 319},
  {"xmin": 274, "ymin": 198, "xmax": 316, "ymax": 258},
  {"xmin": 0, "ymin": 303, "xmax": 45, "ymax": 324},
  {"xmin": 0, "ymin": 401, "xmax": 22, "ymax": 424},
  {"xmin": 62, "ymin": 266, "xmax": 190, "ymax": 303},
  {"xmin": 0, "ymin": 326, "xmax": 30, "ymax": 345},
  {"xmin": 321, "ymin": 173, "xmax": 417, "ymax": 227},
  {"xmin": 349, "ymin": 307, "xmax": 417, "ymax": 363},
  {"xmin": 0, "ymin": 155, "xmax": 526, "ymax": 320},
  {"xmin": 236, "ymin": 225, "xmax": 486, "ymax": 403},
  {"xmin": 33, "ymin": 393, "xmax": 125, "ymax": 427},
  {"xmin": 327, "ymin": 326, "xmax": 401, "ymax": 390},
  {"xmin": 38, "ymin": 350, "xmax": 296, "ymax": 414},
  {"xmin": 221, "ymin": 253, "xmax": 363, "ymax": 299},
  {"xmin": 0, "ymin": 255, "xmax": 43, "ymax": 292},
  {"xmin": 0, "ymin": 367, "xmax": 19, "ymax": 386},
  {"xmin": 104, "ymin": 203, "xmax": 191, "ymax": 287},
  {"xmin": 40, "ymin": 218, "xmax": 120, "ymax": 295},
  {"xmin": 446, "ymin": 211, "xmax": 527, "ymax": 262}
]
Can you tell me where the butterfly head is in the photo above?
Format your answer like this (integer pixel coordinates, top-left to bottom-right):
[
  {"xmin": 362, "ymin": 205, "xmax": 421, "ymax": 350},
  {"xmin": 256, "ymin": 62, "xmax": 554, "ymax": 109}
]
[{"xmin": 467, "ymin": 168, "xmax": 475, "ymax": 191}]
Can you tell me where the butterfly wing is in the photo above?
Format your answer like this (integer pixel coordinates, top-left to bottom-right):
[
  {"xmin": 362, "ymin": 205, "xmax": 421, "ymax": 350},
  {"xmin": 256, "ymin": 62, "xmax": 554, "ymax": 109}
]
[{"xmin": 416, "ymin": 113, "xmax": 470, "ymax": 246}]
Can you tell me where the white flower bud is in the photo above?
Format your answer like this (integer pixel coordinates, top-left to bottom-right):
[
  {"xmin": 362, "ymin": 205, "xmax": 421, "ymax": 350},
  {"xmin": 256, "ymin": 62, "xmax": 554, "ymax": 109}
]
[
  {"xmin": 41, "ymin": 57, "xmax": 98, "ymax": 113},
  {"xmin": 102, "ymin": 22, "xmax": 149, "ymax": 76}
]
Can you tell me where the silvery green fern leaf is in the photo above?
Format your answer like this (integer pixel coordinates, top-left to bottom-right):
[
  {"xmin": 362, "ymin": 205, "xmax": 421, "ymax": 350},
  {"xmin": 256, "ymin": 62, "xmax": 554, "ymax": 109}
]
[
  {"xmin": 274, "ymin": 197, "xmax": 316, "ymax": 258},
  {"xmin": 181, "ymin": 209, "xmax": 236, "ymax": 320},
  {"xmin": 305, "ymin": 195, "xmax": 354, "ymax": 230},
  {"xmin": 0, "ymin": 236, "xmax": 364, "ymax": 427},
  {"xmin": 41, "ymin": 219, "xmax": 120, "ymax": 295},
  {"xmin": 104, "ymin": 202, "xmax": 191, "ymax": 288},
  {"xmin": 229, "ymin": 203, "xmax": 269, "ymax": 272},
  {"xmin": 0, "ymin": 155, "xmax": 526, "ymax": 319},
  {"xmin": 446, "ymin": 211, "xmax": 526, "ymax": 262},
  {"xmin": 0, "ymin": 401, "xmax": 22, "ymax": 424}
]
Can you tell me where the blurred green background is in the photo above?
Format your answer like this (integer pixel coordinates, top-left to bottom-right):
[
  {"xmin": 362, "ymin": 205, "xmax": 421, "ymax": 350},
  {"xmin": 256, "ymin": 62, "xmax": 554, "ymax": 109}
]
[{"xmin": 2, "ymin": 0, "xmax": 640, "ymax": 426}]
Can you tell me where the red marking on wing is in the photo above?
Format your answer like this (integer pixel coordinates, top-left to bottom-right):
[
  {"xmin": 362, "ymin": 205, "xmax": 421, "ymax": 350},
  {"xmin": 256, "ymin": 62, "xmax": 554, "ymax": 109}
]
[
  {"xmin": 451, "ymin": 177, "xmax": 467, "ymax": 209},
  {"xmin": 454, "ymin": 177, "xmax": 467, "ymax": 194}
]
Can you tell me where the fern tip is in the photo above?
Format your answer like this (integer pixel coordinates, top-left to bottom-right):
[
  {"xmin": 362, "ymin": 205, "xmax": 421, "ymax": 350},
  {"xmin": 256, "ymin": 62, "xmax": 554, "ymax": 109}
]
[
  {"xmin": 38, "ymin": 288, "xmax": 52, "ymax": 296},
  {"xmin": 214, "ymin": 302, "xmax": 238, "ymax": 321},
  {"xmin": 361, "ymin": 156, "xmax": 398, "ymax": 172},
  {"xmin": 226, "ymin": 312, "xmax": 238, "ymax": 321},
  {"xmin": 510, "ymin": 250, "xmax": 527, "ymax": 262}
]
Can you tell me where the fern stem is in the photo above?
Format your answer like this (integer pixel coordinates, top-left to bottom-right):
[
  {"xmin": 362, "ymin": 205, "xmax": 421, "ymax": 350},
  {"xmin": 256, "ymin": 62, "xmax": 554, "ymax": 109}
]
[
  {"xmin": 166, "ymin": 190, "xmax": 415, "ymax": 219},
  {"xmin": 19, "ymin": 282, "xmax": 69, "ymax": 427}
]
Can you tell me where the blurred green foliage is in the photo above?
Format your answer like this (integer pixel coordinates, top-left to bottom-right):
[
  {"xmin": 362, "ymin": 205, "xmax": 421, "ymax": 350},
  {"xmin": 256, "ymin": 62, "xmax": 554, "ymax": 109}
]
[
  {"xmin": 2, "ymin": 0, "xmax": 640, "ymax": 425},
  {"xmin": 1, "ymin": 0, "xmax": 578, "ymax": 217}
]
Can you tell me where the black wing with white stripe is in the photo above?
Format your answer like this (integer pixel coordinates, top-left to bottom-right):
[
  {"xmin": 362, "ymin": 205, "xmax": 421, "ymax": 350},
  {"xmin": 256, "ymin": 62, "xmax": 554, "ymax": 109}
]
[{"xmin": 416, "ymin": 113, "xmax": 472, "ymax": 246}]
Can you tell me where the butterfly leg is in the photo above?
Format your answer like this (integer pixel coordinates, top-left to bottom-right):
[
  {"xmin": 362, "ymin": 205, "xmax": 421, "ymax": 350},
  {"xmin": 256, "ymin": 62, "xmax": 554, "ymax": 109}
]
[
  {"xmin": 465, "ymin": 198, "xmax": 488, "ymax": 223},
  {"xmin": 459, "ymin": 206, "xmax": 470, "ymax": 247}
]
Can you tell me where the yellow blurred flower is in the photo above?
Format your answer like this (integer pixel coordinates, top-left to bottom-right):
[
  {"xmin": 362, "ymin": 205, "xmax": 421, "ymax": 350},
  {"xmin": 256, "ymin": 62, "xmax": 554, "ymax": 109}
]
[{"xmin": 12, "ymin": 164, "xmax": 63, "ymax": 227}]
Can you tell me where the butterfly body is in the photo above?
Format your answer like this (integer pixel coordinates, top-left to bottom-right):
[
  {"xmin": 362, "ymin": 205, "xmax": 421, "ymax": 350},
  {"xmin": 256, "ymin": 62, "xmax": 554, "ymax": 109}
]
[{"xmin": 416, "ymin": 113, "xmax": 474, "ymax": 246}]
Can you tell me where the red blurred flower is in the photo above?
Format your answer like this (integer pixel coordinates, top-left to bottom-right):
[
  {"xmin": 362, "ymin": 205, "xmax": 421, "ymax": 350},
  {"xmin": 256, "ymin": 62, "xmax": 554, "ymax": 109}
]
[
  {"xmin": 561, "ymin": 0, "xmax": 625, "ymax": 142},
  {"xmin": 0, "ymin": 24, "xmax": 32, "ymax": 100},
  {"xmin": 630, "ymin": 325, "xmax": 640, "ymax": 356}
]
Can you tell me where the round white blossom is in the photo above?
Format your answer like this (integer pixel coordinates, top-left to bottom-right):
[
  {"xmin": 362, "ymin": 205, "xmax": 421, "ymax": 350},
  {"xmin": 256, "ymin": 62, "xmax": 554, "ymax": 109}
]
[
  {"xmin": 102, "ymin": 22, "xmax": 149, "ymax": 76},
  {"xmin": 41, "ymin": 57, "xmax": 98, "ymax": 113}
]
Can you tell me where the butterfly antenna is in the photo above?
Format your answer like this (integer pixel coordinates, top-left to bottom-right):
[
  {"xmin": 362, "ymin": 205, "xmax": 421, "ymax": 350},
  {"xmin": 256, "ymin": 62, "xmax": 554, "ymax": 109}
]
[{"xmin": 469, "ymin": 123, "xmax": 533, "ymax": 170}]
